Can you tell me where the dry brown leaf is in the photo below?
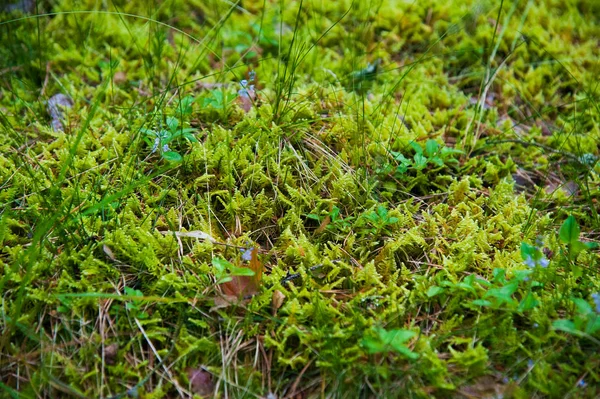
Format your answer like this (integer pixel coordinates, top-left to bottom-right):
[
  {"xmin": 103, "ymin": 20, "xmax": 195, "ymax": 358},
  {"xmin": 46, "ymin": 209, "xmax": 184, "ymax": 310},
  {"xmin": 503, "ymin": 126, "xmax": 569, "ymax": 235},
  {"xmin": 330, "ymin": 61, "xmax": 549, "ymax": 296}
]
[
  {"xmin": 102, "ymin": 343, "xmax": 118, "ymax": 365},
  {"xmin": 315, "ymin": 215, "xmax": 331, "ymax": 234},
  {"xmin": 220, "ymin": 248, "xmax": 263, "ymax": 299},
  {"xmin": 103, "ymin": 244, "xmax": 116, "ymax": 261},
  {"xmin": 221, "ymin": 275, "xmax": 258, "ymax": 299},
  {"xmin": 188, "ymin": 367, "xmax": 214, "ymax": 397},
  {"xmin": 272, "ymin": 290, "xmax": 286, "ymax": 315}
]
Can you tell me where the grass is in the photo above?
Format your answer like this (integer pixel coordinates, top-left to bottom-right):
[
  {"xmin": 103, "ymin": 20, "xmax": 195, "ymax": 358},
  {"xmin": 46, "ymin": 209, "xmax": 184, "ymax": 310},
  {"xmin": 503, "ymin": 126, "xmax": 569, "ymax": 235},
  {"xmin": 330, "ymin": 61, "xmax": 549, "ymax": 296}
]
[{"xmin": 1, "ymin": 0, "xmax": 599, "ymax": 397}]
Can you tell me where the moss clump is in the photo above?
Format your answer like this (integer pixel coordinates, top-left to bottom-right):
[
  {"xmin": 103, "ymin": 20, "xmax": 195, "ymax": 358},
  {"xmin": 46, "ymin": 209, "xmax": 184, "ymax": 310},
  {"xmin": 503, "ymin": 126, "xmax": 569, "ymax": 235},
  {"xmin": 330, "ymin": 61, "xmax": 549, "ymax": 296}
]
[{"xmin": 1, "ymin": 0, "xmax": 599, "ymax": 397}]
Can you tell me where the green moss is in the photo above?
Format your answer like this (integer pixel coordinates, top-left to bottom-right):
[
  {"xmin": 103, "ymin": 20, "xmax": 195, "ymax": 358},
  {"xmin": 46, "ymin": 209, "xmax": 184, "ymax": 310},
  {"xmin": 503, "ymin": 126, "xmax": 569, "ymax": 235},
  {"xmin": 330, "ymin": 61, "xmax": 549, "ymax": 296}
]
[{"xmin": 1, "ymin": 0, "xmax": 599, "ymax": 397}]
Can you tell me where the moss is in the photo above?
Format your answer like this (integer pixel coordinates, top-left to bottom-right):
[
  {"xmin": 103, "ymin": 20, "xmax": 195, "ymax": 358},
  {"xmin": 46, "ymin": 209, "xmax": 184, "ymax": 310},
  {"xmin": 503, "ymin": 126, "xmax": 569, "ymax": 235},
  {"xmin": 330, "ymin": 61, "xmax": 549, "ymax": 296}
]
[{"xmin": 1, "ymin": 0, "xmax": 600, "ymax": 397}]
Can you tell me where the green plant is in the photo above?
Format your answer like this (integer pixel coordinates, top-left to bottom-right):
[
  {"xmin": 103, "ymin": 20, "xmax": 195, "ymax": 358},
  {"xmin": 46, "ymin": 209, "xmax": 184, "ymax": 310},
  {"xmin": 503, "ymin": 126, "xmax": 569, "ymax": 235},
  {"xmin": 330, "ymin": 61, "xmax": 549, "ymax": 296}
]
[
  {"xmin": 390, "ymin": 140, "xmax": 463, "ymax": 175},
  {"xmin": 361, "ymin": 326, "xmax": 418, "ymax": 359},
  {"xmin": 553, "ymin": 297, "xmax": 600, "ymax": 344},
  {"xmin": 212, "ymin": 257, "xmax": 255, "ymax": 285},
  {"xmin": 141, "ymin": 113, "xmax": 198, "ymax": 162},
  {"xmin": 124, "ymin": 287, "xmax": 149, "ymax": 319}
]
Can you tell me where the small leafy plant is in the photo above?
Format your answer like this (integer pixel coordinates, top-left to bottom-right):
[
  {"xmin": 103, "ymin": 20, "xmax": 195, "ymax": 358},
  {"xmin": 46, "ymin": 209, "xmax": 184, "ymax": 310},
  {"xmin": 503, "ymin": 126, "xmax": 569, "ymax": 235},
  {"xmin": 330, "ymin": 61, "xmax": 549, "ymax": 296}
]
[
  {"xmin": 361, "ymin": 326, "xmax": 418, "ymax": 359},
  {"xmin": 553, "ymin": 296, "xmax": 600, "ymax": 343},
  {"xmin": 559, "ymin": 215, "xmax": 598, "ymax": 260},
  {"xmin": 390, "ymin": 140, "xmax": 463, "ymax": 175},
  {"xmin": 141, "ymin": 106, "xmax": 198, "ymax": 162},
  {"xmin": 124, "ymin": 287, "xmax": 149, "ymax": 320},
  {"xmin": 212, "ymin": 257, "xmax": 255, "ymax": 285},
  {"xmin": 359, "ymin": 205, "xmax": 399, "ymax": 234}
]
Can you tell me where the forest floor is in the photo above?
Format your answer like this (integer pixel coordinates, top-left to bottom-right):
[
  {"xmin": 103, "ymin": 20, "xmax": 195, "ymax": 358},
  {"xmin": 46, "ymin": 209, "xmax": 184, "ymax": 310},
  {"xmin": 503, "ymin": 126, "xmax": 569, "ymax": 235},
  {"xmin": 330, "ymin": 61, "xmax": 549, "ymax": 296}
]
[{"xmin": 1, "ymin": 0, "xmax": 600, "ymax": 398}]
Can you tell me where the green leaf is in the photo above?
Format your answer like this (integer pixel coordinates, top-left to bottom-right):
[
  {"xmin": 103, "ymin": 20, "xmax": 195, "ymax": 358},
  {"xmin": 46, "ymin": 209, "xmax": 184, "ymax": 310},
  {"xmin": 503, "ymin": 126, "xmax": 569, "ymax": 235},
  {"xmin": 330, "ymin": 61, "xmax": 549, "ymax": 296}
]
[
  {"xmin": 552, "ymin": 319, "xmax": 582, "ymax": 336},
  {"xmin": 409, "ymin": 141, "xmax": 423, "ymax": 155},
  {"xmin": 520, "ymin": 242, "xmax": 537, "ymax": 261},
  {"xmin": 166, "ymin": 116, "xmax": 179, "ymax": 133},
  {"xmin": 212, "ymin": 257, "xmax": 232, "ymax": 275},
  {"xmin": 413, "ymin": 153, "xmax": 428, "ymax": 170},
  {"xmin": 427, "ymin": 286, "xmax": 444, "ymax": 297},
  {"xmin": 570, "ymin": 241, "xmax": 587, "ymax": 257},
  {"xmin": 571, "ymin": 298, "xmax": 593, "ymax": 315},
  {"xmin": 484, "ymin": 281, "xmax": 518, "ymax": 304},
  {"xmin": 585, "ymin": 315, "xmax": 600, "ymax": 335},
  {"xmin": 518, "ymin": 292, "xmax": 539, "ymax": 312},
  {"xmin": 230, "ymin": 266, "xmax": 255, "ymax": 277},
  {"xmin": 362, "ymin": 328, "xmax": 418, "ymax": 359},
  {"xmin": 472, "ymin": 299, "xmax": 492, "ymax": 307},
  {"xmin": 162, "ymin": 151, "xmax": 183, "ymax": 162},
  {"xmin": 425, "ymin": 139, "xmax": 439, "ymax": 157},
  {"xmin": 430, "ymin": 156, "xmax": 444, "ymax": 167},
  {"xmin": 178, "ymin": 95, "xmax": 194, "ymax": 115},
  {"xmin": 559, "ymin": 215, "xmax": 580, "ymax": 244}
]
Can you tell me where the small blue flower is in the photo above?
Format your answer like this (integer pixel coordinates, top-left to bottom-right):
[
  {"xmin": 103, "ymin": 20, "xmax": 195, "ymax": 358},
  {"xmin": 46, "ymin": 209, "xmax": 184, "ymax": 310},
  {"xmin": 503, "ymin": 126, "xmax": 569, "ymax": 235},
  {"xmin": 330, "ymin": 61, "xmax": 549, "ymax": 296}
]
[
  {"xmin": 162, "ymin": 144, "xmax": 170, "ymax": 152},
  {"xmin": 527, "ymin": 359, "xmax": 534, "ymax": 368},
  {"xmin": 151, "ymin": 137, "xmax": 160, "ymax": 153},
  {"xmin": 240, "ymin": 247, "xmax": 253, "ymax": 261},
  {"xmin": 578, "ymin": 379, "xmax": 587, "ymax": 388},
  {"xmin": 539, "ymin": 257, "xmax": 549, "ymax": 268},
  {"xmin": 533, "ymin": 323, "xmax": 539, "ymax": 328},
  {"xmin": 524, "ymin": 256, "xmax": 536, "ymax": 268},
  {"xmin": 592, "ymin": 293, "xmax": 600, "ymax": 313}
]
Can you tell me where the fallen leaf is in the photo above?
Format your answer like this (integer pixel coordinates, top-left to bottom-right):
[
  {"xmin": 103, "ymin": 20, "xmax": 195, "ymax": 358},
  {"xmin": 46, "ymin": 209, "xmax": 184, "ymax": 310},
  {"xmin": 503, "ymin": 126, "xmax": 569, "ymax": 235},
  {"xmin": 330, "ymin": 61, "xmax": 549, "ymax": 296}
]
[
  {"xmin": 272, "ymin": 290, "xmax": 285, "ymax": 315},
  {"xmin": 102, "ymin": 343, "xmax": 118, "ymax": 365},
  {"xmin": 220, "ymin": 248, "xmax": 263, "ymax": 299},
  {"xmin": 103, "ymin": 244, "xmax": 116, "ymax": 261},
  {"xmin": 188, "ymin": 367, "xmax": 214, "ymax": 397},
  {"xmin": 315, "ymin": 215, "xmax": 331, "ymax": 234},
  {"xmin": 221, "ymin": 275, "xmax": 258, "ymax": 299},
  {"xmin": 165, "ymin": 230, "xmax": 217, "ymax": 242}
]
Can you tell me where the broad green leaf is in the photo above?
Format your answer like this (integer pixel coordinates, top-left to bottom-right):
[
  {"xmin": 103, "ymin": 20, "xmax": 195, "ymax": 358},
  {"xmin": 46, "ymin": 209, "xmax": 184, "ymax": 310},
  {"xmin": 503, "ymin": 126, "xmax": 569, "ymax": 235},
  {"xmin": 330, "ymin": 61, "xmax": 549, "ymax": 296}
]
[
  {"xmin": 430, "ymin": 156, "xmax": 444, "ymax": 167},
  {"xmin": 413, "ymin": 153, "xmax": 428, "ymax": 170},
  {"xmin": 571, "ymin": 298, "xmax": 593, "ymax": 315},
  {"xmin": 425, "ymin": 139, "xmax": 439, "ymax": 157},
  {"xmin": 162, "ymin": 151, "xmax": 183, "ymax": 162},
  {"xmin": 166, "ymin": 116, "xmax": 179, "ymax": 133},
  {"xmin": 552, "ymin": 319, "xmax": 582, "ymax": 336},
  {"xmin": 518, "ymin": 292, "xmax": 539, "ymax": 312},
  {"xmin": 472, "ymin": 299, "xmax": 492, "ymax": 307},
  {"xmin": 559, "ymin": 215, "xmax": 580, "ymax": 244},
  {"xmin": 520, "ymin": 242, "xmax": 537, "ymax": 261},
  {"xmin": 230, "ymin": 266, "xmax": 255, "ymax": 277},
  {"xmin": 212, "ymin": 257, "xmax": 233, "ymax": 274},
  {"xmin": 427, "ymin": 286, "xmax": 444, "ymax": 297},
  {"xmin": 586, "ymin": 316, "xmax": 600, "ymax": 335},
  {"xmin": 409, "ymin": 141, "xmax": 423, "ymax": 155}
]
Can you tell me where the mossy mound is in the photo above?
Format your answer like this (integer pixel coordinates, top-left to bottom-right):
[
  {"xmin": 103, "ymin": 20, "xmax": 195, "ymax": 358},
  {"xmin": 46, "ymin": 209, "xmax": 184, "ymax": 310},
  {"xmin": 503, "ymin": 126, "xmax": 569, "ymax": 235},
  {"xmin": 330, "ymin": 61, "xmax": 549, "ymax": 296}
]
[{"xmin": 1, "ymin": 0, "xmax": 599, "ymax": 397}]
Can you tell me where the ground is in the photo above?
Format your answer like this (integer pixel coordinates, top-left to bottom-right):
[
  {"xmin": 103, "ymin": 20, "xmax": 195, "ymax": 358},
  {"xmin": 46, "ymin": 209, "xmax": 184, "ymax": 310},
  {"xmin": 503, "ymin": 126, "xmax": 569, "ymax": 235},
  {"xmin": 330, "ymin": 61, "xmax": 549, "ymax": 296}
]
[{"xmin": 1, "ymin": 0, "xmax": 599, "ymax": 398}]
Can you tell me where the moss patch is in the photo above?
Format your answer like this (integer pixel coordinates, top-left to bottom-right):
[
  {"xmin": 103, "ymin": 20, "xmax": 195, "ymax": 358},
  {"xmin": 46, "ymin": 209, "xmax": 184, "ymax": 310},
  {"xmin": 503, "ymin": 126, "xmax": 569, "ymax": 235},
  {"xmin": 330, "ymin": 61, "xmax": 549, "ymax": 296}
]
[{"xmin": 1, "ymin": 0, "xmax": 599, "ymax": 397}]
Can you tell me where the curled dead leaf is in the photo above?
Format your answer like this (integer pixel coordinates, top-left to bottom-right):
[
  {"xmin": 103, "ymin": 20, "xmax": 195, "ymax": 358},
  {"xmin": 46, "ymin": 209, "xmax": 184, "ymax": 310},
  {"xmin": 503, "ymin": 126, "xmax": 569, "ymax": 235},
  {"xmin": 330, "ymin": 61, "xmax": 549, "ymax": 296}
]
[
  {"xmin": 102, "ymin": 343, "xmax": 118, "ymax": 365},
  {"xmin": 103, "ymin": 244, "xmax": 116, "ymax": 261},
  {"xmin": 188, "ymin": 367, "xmax": 214, "ymax": 397},
  {"xmin": 272, "ymin": 290, "xmax": 285, "ymax": 315}
]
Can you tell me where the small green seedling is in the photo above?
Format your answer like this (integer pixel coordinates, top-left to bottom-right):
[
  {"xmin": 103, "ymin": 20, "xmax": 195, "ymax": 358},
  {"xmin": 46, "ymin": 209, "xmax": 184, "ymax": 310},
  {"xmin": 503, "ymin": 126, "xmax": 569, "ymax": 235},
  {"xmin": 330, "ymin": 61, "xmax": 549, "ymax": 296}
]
[
  {"xmin": 361, "ymin": 326, "xmax": 418, "ymax": 359},
  {"xmin": 124, "ymin": 287, "xmax": 149, "ymax": 319},
  {"xmin": 553, "ymin": 297, "xmax": 600, "ymax": 343},
  {"xmin": 559, "ymin": 215, "xmax": 598, "ymax": 259},
  {"xmin": 390, "ymin": 139, "xmax": 463, "ymax": 175},
  {"xmin": 362, "ymin": 205, "xmax": 399, "ymax": 233},
  {"xmin": 212, "ymin": 257, "xmax": 255, "ymax": 285},
  {"xmin": 141, "ymin": 114, "xmax": 198, "ymax": 162}
]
